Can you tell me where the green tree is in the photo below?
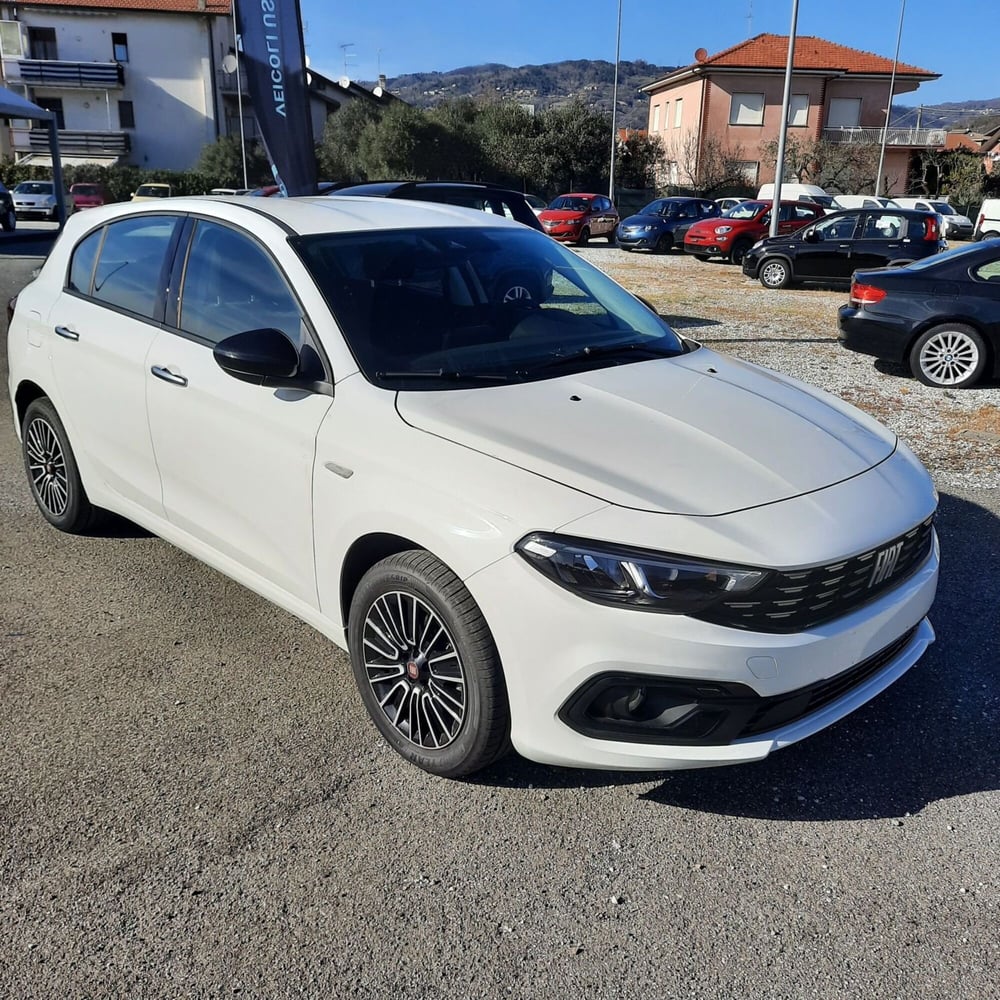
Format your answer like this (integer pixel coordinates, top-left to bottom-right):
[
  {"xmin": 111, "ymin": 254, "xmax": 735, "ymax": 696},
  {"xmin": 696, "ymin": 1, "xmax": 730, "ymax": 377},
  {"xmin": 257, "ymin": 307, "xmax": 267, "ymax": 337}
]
[{"xmin": 195, "ymin": 136, "xmax": 270, "ymax": 188}]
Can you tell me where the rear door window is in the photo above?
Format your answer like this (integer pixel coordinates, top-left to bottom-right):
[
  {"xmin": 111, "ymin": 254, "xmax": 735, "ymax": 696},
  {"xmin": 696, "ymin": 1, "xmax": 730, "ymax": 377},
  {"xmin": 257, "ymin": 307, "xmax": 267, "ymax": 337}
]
[{"xmin": 91, "ymin": 215, "xmax": 180, "ymax": 319}]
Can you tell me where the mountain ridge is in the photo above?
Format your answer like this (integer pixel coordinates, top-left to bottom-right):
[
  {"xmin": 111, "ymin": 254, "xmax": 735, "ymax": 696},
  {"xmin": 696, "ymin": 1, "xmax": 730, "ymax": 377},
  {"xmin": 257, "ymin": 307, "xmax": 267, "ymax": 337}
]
[{"xmin": 367, "ymin": 60, "xmax": 998, "ymax": 132}]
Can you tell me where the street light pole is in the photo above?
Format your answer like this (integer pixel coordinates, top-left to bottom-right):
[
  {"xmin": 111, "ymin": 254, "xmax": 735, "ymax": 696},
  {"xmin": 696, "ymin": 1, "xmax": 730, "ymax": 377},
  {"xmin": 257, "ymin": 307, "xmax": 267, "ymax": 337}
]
[
  {"xmin": 876, "ymin": 0, "xmax": 906, "ymax": 197},
  {"xmin": 609, "ymin": 0, "xmax": 623, "ymax": 201},
  {"xmin": 769, "ymin": 0, "xmax": 800, "ymax": 238}
]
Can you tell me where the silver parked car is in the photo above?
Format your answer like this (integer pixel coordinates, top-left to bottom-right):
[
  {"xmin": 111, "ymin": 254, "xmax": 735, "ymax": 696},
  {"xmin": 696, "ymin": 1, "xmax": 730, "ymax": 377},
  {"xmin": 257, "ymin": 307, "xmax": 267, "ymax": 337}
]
[{"xmin": 12, "ymin": 180, "xmax": 74, "ymax": 221}]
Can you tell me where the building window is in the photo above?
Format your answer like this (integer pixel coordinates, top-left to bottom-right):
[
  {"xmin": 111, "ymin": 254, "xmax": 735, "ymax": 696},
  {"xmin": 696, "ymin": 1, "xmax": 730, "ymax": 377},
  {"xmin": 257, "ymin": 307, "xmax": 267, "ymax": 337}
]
[
  {"xmin": 828, "ymin": 98, "xmax": 861, "ymax": 128},
  {"xmin": 737, "ymin": 161, "xmax": 760, "ymax": 185},
  {"xmin": 730, "ymin": 93, "xmax": 765, "ymax": 126},
  {"xmin": 118, "ymin": 100, "xmax": 135, "ymax": 129},
  {"xmin": 652, "ymin": 104, "xmax": 661, "ymax": 132},
  {"xmin": 40, "ymin": 97, "xmax": 64, "ymax": 129},
  {"xmin": 28, "ymin": 26, "xmax": 57, "ymax": 60},
  {"xmin": 674, "ymin": 98, "xmax": 683, "ymax": 127},
  {"xmin": 0, "ymin": 21, "xmax": 25, "ymax": 58},
  {"xmin": 788, "ymin": 94, "xmax": 809, "ymax": 127},
  {"xmin": 112, "ymin": 32, "xmax": 129, "ymax": 63}
]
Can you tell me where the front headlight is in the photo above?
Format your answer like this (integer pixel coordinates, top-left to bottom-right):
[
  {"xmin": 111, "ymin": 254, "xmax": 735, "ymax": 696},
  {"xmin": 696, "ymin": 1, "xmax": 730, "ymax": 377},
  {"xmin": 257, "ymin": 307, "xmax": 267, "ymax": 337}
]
[
  {"xmin": 714, "ymin": 225, "xmax": 734, "ymax": 235},
  {"xmin": 516, "ymin": 533, "xmax": 768, "ymax": 615}
]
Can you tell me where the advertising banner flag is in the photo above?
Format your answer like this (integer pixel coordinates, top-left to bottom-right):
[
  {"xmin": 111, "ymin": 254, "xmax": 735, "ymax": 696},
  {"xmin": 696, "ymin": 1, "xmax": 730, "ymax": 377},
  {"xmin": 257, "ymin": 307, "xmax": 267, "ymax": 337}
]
[{"xmin": 235, "ymin": 0, "xmax": 317, "ymax": 196}]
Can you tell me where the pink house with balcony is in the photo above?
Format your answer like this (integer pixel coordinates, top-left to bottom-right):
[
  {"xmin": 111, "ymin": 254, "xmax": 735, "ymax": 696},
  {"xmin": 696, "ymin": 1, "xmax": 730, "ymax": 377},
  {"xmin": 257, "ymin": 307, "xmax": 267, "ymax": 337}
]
[{"xmin": 642, "ymin": 34, "xmax": 940, "ymax": 195}]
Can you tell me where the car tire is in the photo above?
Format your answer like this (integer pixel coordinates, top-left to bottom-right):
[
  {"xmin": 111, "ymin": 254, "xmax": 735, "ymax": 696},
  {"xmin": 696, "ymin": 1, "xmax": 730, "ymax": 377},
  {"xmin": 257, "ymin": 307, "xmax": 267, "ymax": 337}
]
[
  {"xmin": 21, "ymin": 397, "xmax": 103, "ymax": 533},
  {"xmin": 758, "ymin": 257, "xmax": 792, "ymax": 289},
  {"xmin": 909, "ymin": 323, "xmax": 988, "ymax": 389},
  {"xmin": 348, "ymin": 549, "xmax": 511, "ymax": 777},
  {"xmin": 655, "ymin": 234, "xmax": 673, "ymax": 253},
  {"xmin": 577, "ymin": 227, "xmax": 590, "ymax": 247},
  {"xmin": 729, "ymin": 239, "xmax": 752, "ymax": 265},
  {"xmin": 979, "ymin": 230, "xmax": 999, "ymax": 242},
  {"xmin": 1, "ymin": 205, "xmax": 15, "ymax": 232}
]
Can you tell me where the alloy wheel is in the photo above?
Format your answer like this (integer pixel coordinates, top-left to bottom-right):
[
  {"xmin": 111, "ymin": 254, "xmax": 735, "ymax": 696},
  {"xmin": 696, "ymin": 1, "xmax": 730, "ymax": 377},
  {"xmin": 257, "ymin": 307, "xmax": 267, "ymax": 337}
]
[
  {"xmin": 25, "ymin": 416, "xmax": 69, "ymax": 517},
  {"xmin": 360, "ymin": 591, "xmax": 467, "ymax": 749},
  {"xmin": 918, "ymin": 330, "xmax": 981, "ymax": 386}
]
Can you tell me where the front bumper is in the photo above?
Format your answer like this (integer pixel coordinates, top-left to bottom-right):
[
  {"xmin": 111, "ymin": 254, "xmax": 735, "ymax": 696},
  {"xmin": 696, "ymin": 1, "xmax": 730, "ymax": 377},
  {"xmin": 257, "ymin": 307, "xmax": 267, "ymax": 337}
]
[
  {"xmin": 541, "ymin": 225, "xmax": 583, "ymax": 242},
  {"xmin": 616, "ymin": 232, "xmax": 660, "ymax": 250},
  {"xmin": 684, "ymin": 235, "xmax": 731, "ymax": 257},
  {"xmin": 469, "ymin": 524, "xmax": 938, "ymax": 771}
]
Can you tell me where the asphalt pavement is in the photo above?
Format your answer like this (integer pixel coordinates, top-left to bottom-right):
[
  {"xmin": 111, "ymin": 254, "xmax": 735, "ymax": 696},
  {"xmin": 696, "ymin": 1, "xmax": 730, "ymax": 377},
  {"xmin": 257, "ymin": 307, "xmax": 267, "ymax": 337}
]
[{"xmin": 1, "ymin": 250, "xmax": 997, "ymax": 999}]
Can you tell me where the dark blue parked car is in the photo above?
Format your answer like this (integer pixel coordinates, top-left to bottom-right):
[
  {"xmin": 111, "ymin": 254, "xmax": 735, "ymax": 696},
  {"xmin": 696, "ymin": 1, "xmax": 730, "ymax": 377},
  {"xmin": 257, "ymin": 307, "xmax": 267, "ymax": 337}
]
[{"xmin": 615, "ymin": 196, "xmax": 720, "ymax": 253}]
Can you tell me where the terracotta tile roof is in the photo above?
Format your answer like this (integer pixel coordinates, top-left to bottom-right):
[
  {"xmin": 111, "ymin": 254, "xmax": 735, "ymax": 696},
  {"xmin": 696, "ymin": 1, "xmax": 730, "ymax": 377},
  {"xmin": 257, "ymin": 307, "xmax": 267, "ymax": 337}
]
[
  {"xmin": 11, "ymin": 1, "xmax": 231, "ymax": 13},
  {"xmin": 695, "ymin": 33, "xmax": 937, "ymax": 78}
]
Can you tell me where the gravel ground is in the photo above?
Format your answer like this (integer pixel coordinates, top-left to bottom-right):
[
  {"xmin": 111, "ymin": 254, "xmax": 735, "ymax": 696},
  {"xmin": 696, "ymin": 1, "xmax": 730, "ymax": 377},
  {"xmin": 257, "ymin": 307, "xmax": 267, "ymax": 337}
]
[
  {"xmin": 576, "ymin": 244, "xmax": 1000, "ymax": 493},
  {"xmin": 1, "ymin": 252, "xmax": 997, "ymax": 999}
]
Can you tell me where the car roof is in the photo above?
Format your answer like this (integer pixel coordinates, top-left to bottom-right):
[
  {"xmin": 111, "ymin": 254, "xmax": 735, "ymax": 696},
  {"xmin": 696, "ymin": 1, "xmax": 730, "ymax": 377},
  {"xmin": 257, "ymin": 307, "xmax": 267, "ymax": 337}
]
[
  {"xmin": 334, "ymin": 180, "xmax": 525, "ymax": 197},
  {"xmin": 53, "ymin": 194, "xmax": 523, "ymax": 239}
]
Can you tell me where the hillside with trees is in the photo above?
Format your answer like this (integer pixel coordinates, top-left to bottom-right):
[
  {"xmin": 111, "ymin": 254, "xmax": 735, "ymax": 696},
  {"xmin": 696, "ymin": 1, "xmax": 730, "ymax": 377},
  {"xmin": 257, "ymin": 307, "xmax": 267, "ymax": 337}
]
[{"xmin": 374, "ymin": 60, "xmax": 675, "ymax": 130}]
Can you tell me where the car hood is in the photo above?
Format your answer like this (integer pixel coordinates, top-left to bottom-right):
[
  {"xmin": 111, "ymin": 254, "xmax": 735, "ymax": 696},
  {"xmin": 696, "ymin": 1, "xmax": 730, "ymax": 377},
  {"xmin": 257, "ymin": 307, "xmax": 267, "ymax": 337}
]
[
  {"xmin": 395, "ymin": 349, "xmax": 896, "ymax": 516},
  {"xmin": 540, "ymin": 210, "xmax": 587, "ymax": 222},
  {"xmin": 620, "ymin": 214, "xmax": 669, "ymax": 228}
]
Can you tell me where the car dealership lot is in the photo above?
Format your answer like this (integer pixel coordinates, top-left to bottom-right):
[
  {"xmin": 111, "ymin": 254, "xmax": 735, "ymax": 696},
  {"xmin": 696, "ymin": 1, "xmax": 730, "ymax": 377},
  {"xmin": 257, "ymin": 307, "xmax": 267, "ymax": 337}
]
[{"xmin": 1, "ymin": 253, "xmax": 997, "ymax": 998}]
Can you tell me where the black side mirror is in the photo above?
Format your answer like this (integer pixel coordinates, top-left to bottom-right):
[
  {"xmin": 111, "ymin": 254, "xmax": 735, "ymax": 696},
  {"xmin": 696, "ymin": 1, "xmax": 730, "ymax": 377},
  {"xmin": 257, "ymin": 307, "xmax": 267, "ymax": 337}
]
[
  {"xmin": 804, "ymin": 229, "xmax": 820, "ymax": 243},
  {"xmin": 213, "ymin": 328, "xmax": 301, "ymax": 387}
]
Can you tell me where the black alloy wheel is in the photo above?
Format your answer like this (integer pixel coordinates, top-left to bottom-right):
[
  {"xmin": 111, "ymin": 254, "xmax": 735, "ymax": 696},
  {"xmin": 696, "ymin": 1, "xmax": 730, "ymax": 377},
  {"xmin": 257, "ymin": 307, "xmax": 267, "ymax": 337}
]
[
  {"xmin": 348, "ymin": 550, "xmax": 511, "ymax": 777},
  {"xmin": 21, "ymin": 397, "xmax": 102, "ymax": 533}
]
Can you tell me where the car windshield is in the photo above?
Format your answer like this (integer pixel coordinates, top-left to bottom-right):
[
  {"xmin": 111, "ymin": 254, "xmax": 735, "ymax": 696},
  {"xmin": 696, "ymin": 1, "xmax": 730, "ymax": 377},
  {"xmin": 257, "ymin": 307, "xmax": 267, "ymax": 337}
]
[
  {"xmin": 15, "ymin": 182, "xmax": 52, "ymax": 194},
  {"xmin": 73, "ymin": 185, "xmax": 100, "ymax": 195},
  {"xmin": 549, "ymin": 197, "xmax": 591, "ymax": 212},
  {"xmin": 724, "ymin": 201, "xmax": 766, "ymax": 219},
  {"xmin": 137, "ymin": 185, "xmax": 168, "ymax": 197},
  {"xmin": 929, "ymin": 202, "xmax": 954, "ymax": 215},
  {"xmin": 640, "ymin": 200, "xmax": 682, "ymax": 217},
  {"xmin": 292, "ymin": 226, "xmax": 686, "ymax": 389}
]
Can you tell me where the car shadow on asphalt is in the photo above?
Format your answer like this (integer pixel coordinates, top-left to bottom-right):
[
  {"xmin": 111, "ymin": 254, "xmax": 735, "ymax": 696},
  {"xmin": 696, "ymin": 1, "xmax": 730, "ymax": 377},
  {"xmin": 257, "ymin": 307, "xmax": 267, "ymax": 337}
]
[
  {"xmin": 873, "ymin": 357, "xmax": 1000, "ymax": 390},
  {"xmin": 478, "ymin": 491, "xmax": 1000, "ymax": 820}
]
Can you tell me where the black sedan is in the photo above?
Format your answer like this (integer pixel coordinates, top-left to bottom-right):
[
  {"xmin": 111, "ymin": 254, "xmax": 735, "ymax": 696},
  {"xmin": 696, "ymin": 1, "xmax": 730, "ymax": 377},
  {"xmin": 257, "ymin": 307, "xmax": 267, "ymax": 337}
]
[
  {"xmin": 0, "ymin": 181, "xmax": 15, "ymax": 232},
  {"xmin": 743, "ymin": 208, "xmax": 944, "ymax": 288},
  {"xmin": 615, "ymin": 197, "xmax": 719, "ymax": 253},
  {"xmin": 838, "ymin": 239, "xmax": 1000, "ymax": 388}
]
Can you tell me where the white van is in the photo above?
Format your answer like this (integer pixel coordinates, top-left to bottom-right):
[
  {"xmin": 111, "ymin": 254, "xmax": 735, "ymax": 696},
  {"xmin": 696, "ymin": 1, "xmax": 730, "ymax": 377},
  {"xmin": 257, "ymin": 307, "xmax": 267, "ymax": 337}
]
[
  {"xmin": 892, "ymin": 197, "xmax": 974, "ymax": 240},
  {"xmin": 831, "ymin": 195, "xmax": 900, "ymax": 211},
  {"xmin": 757, "ymin": 182, "xmax": 835, "ymax": 211},
  {"xmin": 973, "ymin": 198, "xmax": 1000, "ymax": 241}
]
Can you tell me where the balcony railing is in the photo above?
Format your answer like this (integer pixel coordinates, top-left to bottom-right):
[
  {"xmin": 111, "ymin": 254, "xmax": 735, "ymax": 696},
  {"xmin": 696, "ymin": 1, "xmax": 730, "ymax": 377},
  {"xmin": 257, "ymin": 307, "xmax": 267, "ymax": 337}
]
[
  {"xmin": 822, "ymin": 126, "xmax": 947, "ymax": 148},
  {"xmin": 17, "ymin": 59, "xmax": 124, "ymax": 88},
  {"xmin": 12, "ymin": 127, "xmax": 130, "ymax": 156}
]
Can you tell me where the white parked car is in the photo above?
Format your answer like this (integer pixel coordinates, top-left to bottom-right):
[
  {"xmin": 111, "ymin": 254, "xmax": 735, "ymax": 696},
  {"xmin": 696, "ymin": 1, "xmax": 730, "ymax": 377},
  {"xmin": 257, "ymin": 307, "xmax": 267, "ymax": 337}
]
[
  {"xmin": 6, "ymin": 197, "xmax": 940, "ymax": 777},
  {"xmin": 12, "ymin": 179, "xmax": 74, "ymax": 220},
  {"xmin": 892, "ymin": 197, "xmax": 974, "ymax": 240}
]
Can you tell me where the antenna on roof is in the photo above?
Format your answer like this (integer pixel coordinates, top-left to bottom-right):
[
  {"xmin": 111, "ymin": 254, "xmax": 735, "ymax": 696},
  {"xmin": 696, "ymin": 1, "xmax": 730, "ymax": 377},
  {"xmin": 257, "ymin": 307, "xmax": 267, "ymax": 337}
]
[{"xmin": 747, "ymin": 0, "xmax": 753, "ymax": 35}]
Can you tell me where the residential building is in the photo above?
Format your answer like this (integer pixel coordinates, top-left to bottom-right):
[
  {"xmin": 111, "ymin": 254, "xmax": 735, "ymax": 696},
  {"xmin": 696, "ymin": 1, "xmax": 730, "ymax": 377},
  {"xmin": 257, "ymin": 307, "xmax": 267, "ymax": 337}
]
[
  {"xmin": 642, "ymin": 34, "xmax": 941, "ymax": 196},
  {"xmin": 0, "ymin": 0, "xmax": 393, "ymax": 171}
]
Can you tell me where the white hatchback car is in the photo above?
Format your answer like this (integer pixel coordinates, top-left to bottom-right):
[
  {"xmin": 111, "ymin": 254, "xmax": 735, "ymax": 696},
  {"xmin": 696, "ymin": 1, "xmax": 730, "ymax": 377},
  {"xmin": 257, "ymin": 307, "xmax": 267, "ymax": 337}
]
[{"xmin": 7, "ymin": 197, "xmax": 940, "ymax": 777}]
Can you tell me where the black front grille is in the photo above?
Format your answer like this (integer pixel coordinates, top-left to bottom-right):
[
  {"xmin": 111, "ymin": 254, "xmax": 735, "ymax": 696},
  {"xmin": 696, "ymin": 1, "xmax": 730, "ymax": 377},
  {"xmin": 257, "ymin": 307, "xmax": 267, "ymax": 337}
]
[{"xmin": 696, "ymin": 517, "xmax": 935, "ymax": 634}]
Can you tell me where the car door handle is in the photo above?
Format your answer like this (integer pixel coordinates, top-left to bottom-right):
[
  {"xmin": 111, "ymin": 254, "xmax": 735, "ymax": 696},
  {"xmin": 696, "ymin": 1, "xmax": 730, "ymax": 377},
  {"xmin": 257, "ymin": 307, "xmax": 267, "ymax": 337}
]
[
  {"xmin": 150, "ymin": 365, "xmax": 188, "ymax": 387},
  {"xmin": 54, "ymin": 325, "xmax": 79, "ymax": 341}
]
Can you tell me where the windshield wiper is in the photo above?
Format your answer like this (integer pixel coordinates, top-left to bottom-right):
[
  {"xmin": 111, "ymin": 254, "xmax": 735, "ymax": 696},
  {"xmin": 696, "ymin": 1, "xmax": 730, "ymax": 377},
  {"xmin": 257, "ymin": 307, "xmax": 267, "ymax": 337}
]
[
  {"xmin": 376, "ymin": 369, "xmax": 514, "ymax": 382},
  {"xmin": 528, "ymin": 342, "xmax": 680, "ymax": 372}
]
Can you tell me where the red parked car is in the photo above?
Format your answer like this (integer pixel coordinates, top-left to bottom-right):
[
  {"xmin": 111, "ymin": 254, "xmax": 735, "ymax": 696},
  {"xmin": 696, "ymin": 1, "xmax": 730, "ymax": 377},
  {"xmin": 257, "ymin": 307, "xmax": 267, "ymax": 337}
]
[
  {"xmin": 69, "ymin": 182, "xmax": 109, "ymax": 210},
  {"xmin": 538, "ymin": 193, "xmax": 619, "ymax": 245},
  {"xmin": 684, "ymin": 199, "xmax": 824, "ymax": 264}
]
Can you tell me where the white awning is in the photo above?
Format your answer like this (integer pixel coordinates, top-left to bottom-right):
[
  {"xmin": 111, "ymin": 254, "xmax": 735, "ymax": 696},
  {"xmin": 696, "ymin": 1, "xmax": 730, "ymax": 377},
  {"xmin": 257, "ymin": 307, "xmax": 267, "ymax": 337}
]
[{"xmin": 16, "ymin": 153, "xmax": 121, "ymax": 167}]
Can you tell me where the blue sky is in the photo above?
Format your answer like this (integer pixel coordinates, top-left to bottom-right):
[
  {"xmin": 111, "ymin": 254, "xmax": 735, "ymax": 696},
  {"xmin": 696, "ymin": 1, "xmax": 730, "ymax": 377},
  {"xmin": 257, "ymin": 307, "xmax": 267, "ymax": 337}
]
[{"xmin": 298, "ymin": 0, "xmax": 996, "ymax": 115}]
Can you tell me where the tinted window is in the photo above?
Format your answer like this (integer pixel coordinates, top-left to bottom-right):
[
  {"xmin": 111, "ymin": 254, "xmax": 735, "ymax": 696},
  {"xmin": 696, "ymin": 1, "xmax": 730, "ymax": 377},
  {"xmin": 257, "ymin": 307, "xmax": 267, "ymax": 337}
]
[
  {"xmin": 813, "ymin": 213, "xmax": 859, "ymax": 240},
  {"xmin": 92, "ymin": 216, "xmax": 179, "ymax": 318},
  {"xmin": 68, "ymin": 229, "xmax": 103, "ymax": 294},
  {"xmin": 179, "ymin": 220, "xmax": 302, "ymax": 347},
  {"xmin": 972, "ymin": 258, "xmax": 1000, "ymax": 282},
  {"xmin": 861, "ymin": 214, "xmax": 906, "ymax": 239}
]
